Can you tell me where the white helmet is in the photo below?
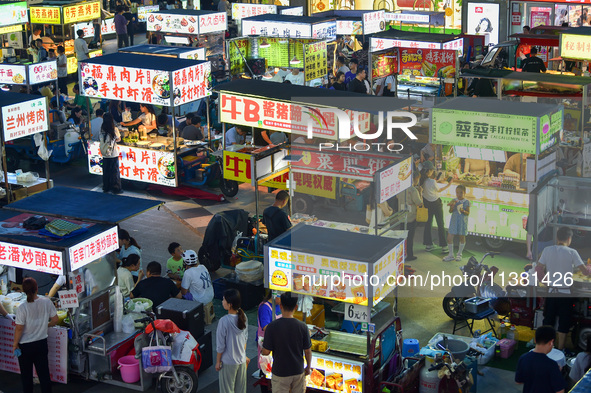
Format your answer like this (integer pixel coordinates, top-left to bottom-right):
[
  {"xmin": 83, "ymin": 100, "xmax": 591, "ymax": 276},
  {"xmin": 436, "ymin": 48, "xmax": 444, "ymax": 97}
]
[{"xmin": 182, "ymin": 250, "xmax": 198, "ymax": 265}]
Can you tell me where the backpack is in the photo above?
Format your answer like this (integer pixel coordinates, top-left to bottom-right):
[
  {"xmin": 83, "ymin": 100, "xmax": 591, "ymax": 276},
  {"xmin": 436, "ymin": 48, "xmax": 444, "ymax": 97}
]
[{"xmin": 99, "ymin": 132, "xmax": 116, "ymax": 157}]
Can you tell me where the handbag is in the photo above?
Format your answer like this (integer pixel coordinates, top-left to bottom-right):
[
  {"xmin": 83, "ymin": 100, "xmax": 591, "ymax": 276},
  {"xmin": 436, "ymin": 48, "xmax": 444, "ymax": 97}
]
[
  {"xmin": 99, "ymin": 133, "xmax": 116, "ymax": 157},
  {"xmin": 416, "ymin": 206, "xmax": 428, "ymax": 223},
  {"xmin": 142, "ymin": 330, "xmax": 173, "ymax": 373}
]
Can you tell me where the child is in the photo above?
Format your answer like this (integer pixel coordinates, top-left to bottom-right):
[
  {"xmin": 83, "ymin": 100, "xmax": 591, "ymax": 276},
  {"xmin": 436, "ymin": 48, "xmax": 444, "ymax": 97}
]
[
  {"xmin": 181, "ymin": 250, "xmax": 215, "ymax": 324},
  {"xmin": 443, "ymin": 185, "xmax": 470, "ymax": 262},
  {"xmin": 166, "ymin": 242, "xmax": 185, "ymax": 281}
]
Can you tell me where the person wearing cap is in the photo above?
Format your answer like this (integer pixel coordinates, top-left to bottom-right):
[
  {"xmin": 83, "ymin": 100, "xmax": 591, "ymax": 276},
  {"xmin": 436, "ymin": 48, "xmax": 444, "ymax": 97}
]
[{"xmin": 181, "ymin": 250, "xmax": 215, "ymax": 324}]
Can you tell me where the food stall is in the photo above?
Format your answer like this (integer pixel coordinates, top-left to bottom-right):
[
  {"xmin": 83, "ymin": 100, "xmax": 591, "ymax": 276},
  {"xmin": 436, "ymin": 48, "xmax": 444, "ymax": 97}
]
[
  {"xmin": 429, "ymin": 97, "xmax": 563, "ymax": 249},
  {"xmin": 0, "ymin": 1, "xmax": 29, "ymax": 59},
  {"xmin": 146, "ymin": 10, "xmax": 228, "ymax": 60},
  {"xmin": 262, "ymin": 223, "xmax": 404, "ymax": 393},
  {"xmin": 231, "ymin": 3, "xmax": 276, "ymax": 36},
  {"xmin": 0, "ymin": 186, "xmax": 162, "ymax": 389},
  {"xmin": 78, "ymin": 53, "xmax": 212, "ymax": 188},
  {"xmin": 0, "ymin": 91, "xmax": 53, "ymax": 203},
  {"xmin": 369, "ymin": 29, "xmax": 463, "ymax": 101},
  {"xmin": 241, "ymin": 14, "xmax": 337, "ymax": 41},
  {"xmin": 0, "ymin": 60, "xmax": 58, "ymax": 92},
  {"xmin": 29, "ymin": 0, "xmax": 103, "ymax": 74}
]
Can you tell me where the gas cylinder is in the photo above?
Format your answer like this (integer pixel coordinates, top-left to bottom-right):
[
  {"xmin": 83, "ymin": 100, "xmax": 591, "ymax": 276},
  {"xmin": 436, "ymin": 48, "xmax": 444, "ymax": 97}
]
[{"xmin": 419, "ymin": 357, "xmax": 441, "ymax": 393}]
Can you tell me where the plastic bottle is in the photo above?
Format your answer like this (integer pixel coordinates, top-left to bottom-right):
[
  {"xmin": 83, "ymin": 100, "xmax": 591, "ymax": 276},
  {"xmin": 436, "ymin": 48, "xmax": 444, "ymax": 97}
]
[
  {"xmin": 499, "ymin": 323, "xmax": 506, "ymax": 339},
  {"xmin": 0, "ymin": 279, "xmax": 6, "ymax": 295},
  {"xmin": 508, "ymin": 325, "xmax": 519, "ymax": 348}
]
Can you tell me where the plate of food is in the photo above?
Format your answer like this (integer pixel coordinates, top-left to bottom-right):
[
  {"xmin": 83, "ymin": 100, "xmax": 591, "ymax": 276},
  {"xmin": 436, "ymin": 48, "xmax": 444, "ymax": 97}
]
[
  {"xmin": 150, "ymin": 142, "xmax": 164, "ymax": 150},
  {"xmin": 153, "ymin": 73, "xmax": 170, "ymax": 99},
  {"xmin": 158, "ymin": 155, "xmax": 175, "ymax": 179},
  {"xmin": 83, "ymin": 77, "xmax": 98, "ymax": 95}
]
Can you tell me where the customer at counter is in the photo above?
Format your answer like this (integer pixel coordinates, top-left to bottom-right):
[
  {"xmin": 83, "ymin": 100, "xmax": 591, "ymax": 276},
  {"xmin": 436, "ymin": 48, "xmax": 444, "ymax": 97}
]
[
  {"xmin": 99, "ymin": 113, "xmax": 122, "ymax": 194},
  {"xmin": 421, "ymin": 161, "xmax": 452, "ymax": 253},
  {"xmin": 121, "ymin": 103, "xmax": 157, "ymax": 132},
  {"xmin": 226, "ymin": 125, "xmax": 246, "ymax": 146},
  {"xmin": 263, "ymin": 191, "xmax": 292, "ymax": 242},
  {"xmin": 36, "ymin": 39, "xmax": 47, "ymax": 62},
  {"xmin": 180, "ymin": 115, "xmax": 204, "ymax": 140},
  {"xmin": 464, "ymin": 158, "xmax": 490, "ymax": 176},
  {"xmin": 131, "ymin": 261, "xmax": 181, "ymax": 307}
]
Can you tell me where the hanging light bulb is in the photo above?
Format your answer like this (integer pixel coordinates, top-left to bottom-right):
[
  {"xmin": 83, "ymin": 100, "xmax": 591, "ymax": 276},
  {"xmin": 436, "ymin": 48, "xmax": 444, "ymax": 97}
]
[
  {"xmin": 290, "ymin": 56, "xmax": 301, "ymax": 65},
  {"xmin": 263, "ymin": 70, "xmax": 273, "ymax": 79},
  {"xmin": 259, "ymin": 39, "xmax": 271, "ymax": 48}
]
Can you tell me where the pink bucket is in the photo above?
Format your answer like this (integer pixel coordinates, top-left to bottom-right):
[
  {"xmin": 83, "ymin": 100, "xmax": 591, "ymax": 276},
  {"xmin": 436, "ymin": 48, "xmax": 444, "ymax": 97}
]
[{"xmin": 118, "ymin": 355, "xmax": 140, "ymax": 383}]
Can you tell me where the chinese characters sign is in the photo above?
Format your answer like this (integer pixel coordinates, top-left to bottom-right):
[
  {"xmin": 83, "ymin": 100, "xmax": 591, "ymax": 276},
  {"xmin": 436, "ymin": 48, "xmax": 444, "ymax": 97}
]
[
  {"xmin": 560, "ymin": 33, "xmax": 591, "ymax": 61},
  {"xmin": 223, "ymin": 150, "xmax": 288, "ymax": 189},
  {"xmin": 68, "ymin": 226, "xmax": 119, "ymax": 271},
  {"xmin": 399, "ymin": 48, "xmax": 455, "ymax": 77},
  {"xmin": 67, "ymin": 48, "xmax": 102, "ymax": 75},
  {"xmin": 232, "ymin": 4, "xmax": 276, "ymax": 20},
  {"xmin": 304, "ymin": 41, "xmax": 327, "ymax": 82},
  {"xmin": 88, "ymin": 141, "xmax": 178, "ymax": 187},
  {"xmin": 58, "ymin": 290, "xmax": 79, "ymax": 308},
  {"xmin": 293, "ymin": 173, "xmax": 336, "ymax": 199},
  {"xmin": 242, "ymin": 19, "xmax": 312, "ymax": 38},
  {"xmin": 280, "ymin": 6, "xmax": 303, "ymax": 16},
  {"xmin": 28, "ymin": 60, "xmax": 58, "ymax": 85},
  {"xmin": 229, "ymin": 38, "xmax": 250, "ymax": 74},
  {"xmin": 431, "ymin": 108, "xmax": 538, "ymax": 154},
  {"xmin": 336, "ymin": 20, "xmax": 363, "ymax": 35},
  {"xmin": 363, "ymin": 10, "xmax": 386, "ymax": 35},
  {"xmin": 0, "ymin": 64, "xmax": 26, "ymax": 85},
  {"xmin": 30, "ymin": 6, "xmax": 61, "ymax": 24},
  {"xmin": 2, "ymin": 98, "xmax": 48, "ymax": 142},
  {"xmin": 101, "ymin": 18, "xmax": 116, "ymax": 36},
  {"xmin": 0, "ymin": 1, "xmax": 28, "ymax": 26},
  {"xmin": 147, "ymin": 11, "xmax": 227, "ymax": 34},
  {"xmin": 371, "ymin": 49, "xmax": 398, "ymax": 79},
  {"xmin": 178, "ymin": 48, "xmax": 206, "ymax": 60},
  {"xmin": 63, "ymin": 0, "xmax": 101, "ymax": 24},
  {"xmin": 172, "ymin": 62, "xmax": 211, "ymax": 105},
  {"xmin": 377, "ymin": 157, "xmax": 412, "ymax": 203},
  {"xmin": 0, "ymin": 241, "xmax": 62, "ymax": 275},
  {"xmin": 199, "ymin": 11, "xmax": 227, "ymax": 34},
  {"xmin": 312, "ymin": 21, "xmax": 337, "ymax": 41},
  {"xmin": 371, "ymin": 37, "xmax": 461, "ymax": 52},
  {"xmin": 386, "ymin": 12, "xmax": 430, "ymax": 23}
]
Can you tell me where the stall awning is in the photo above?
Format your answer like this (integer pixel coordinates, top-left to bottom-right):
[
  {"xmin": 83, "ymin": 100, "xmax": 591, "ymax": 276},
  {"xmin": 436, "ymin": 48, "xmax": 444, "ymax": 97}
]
[
  {"xmin": 79, "ymin": 52, "xmax": 206, "ymax": 71},
  {"xmin": 269, "ymin": 223, "xmax": 401, "ymax": 263},
  {"xmin": 462, "ymin": 69, "xmax": 591, "ymax": 86},
  {"xmin": 371, "ymin": 28, "xmax": 460, "ymax": 43},
  {"xmin": 213, "ymin": 79, "xmax": 416, "ymax": 114},
  {"xmin": 3, "ymin": 187, "xmax": 163, "ymax": 224},
  {"xmin": 119, "ymin": 44, "xmax": 200, "ymax": 56}
]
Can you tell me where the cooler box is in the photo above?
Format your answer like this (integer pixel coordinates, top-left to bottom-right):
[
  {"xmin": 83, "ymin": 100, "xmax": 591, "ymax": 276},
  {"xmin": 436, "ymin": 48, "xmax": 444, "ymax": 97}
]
[
  {"xmin": 464, "ymin": 297, "xmax": 491, "ymax": 314},
  {"xmin": 498, "ymin": 339, "xmax": 516, "ymax": 359},
  {"xmin": 222, "ymin": 273, "xmax": 264, "ymax": 310},
  {"xmin": 196, "ymin": 330, "xmax": 213, "ymax": 373},
  {"xmin": 155, "ymin": 298, "xmax": 205, "ymax": 340},
  {"xmin": 294, "ymin": 304, "xmax": 325, "ymax": 328}
]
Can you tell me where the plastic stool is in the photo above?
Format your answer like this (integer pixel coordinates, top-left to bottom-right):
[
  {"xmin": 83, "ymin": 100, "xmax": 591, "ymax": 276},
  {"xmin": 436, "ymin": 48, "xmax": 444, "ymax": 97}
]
[{"xmin": 402, "ymin": 338, "xmax": 420, "ymax": 358}]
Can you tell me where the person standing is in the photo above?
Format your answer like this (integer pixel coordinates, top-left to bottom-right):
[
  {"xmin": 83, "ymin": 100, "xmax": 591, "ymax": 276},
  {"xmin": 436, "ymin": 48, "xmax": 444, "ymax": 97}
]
[
  {"xmin": 285, "ymin": 69, "xmax": 304, "ymax": 86},
  {"xmin": 263, "ymin": 190, "xmax": 291, "ymax": 242},
  {"xmin": 13, "ymin": 277, "xmax": 59, "ymax": 393},
  {"xmin": 521, "ymin": 47, "xmax": 546, "ymax": 73},
  {"xmin": 515, "ymin": 326, "xmax": 565, "ymax": 393},
  {"xmin": 345, "ymin": 59, "xmax": 358, "ymax": 86},
  {"xmin": 334, "ymin": 56, "xmax": 350, "ymax": 75},
  {"xmin": 442, "ymin": 185, "xmax": 470, "ymax": 262},
  {"xmin": 36, "ymin": 39, "xmax": 48, "ymax": 62},
  {"xmin": 403, "ymin": 172, "xmax": 423, "ymax": 261},
  {"xmin": 114, "ymin": 6, "xmax": 129, "ymax": 49},
  {"xmin": 56, "ymin": 46, "xmax": 68, "ymax": 96},
  {"xmin": 261, "ymin": 292, "xmax": 312, "ymax": 393},
  {"xmin": 74, "ymin": 29, "xmax": 89, "ymax": 61},
  {"xmin": 123, "ymin": 6, "xmax": 135, "ymax": 46},
  {"xmin": 217, "ymin": 0, "xmax": 231, "ymax": 16},
  {"xmin": 90, "ymin": 109, "xmax": 105, "ymax": 141},
  {"xmin": 99, "ymin": 113, "xmax": 122, "ymax": 194},
  {"xmin": 348, "ymin": 67, "xmax": 368, "ymax": 94},
  {"xmin": 225, "ymin": 125, "xmax": 246, "ymax": 146},
  {"xmin": 216, "ymin": 289, "xmax": 249, "ymax": 393},
  {"xmin": 420, "ymin": 160, "xmax": 452, "ymax": 253},
  {"xmin": 537, "ymin": 227, "xmax": 590, "ymax": 350}
]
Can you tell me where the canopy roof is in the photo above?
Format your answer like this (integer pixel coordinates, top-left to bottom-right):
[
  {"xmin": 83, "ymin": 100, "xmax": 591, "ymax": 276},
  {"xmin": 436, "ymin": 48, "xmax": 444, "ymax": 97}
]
[
  {"xmin": 371, "ymin": 28, "xmax": 460, "ymax": 43},
  {"xmin": 119, "ymin": 44, "xmax": 200, "ymax": 56},
  {"xmin": 78, "ymin": 52, "xmax": 206, "ymax": 71},
  {"xmin": 461, "ymin": 69, "xmax": 591, "ymax": 86},
  {"xmin": 0, "ymin": 91, "xmax": 45, "ymax": 108},
  {"xmin": 435, "ymin": 96, "xmax": 561, "ymax": 117}
]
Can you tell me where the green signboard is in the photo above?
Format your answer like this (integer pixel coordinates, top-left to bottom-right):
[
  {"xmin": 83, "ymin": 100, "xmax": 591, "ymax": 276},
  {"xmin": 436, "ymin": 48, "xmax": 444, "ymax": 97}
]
[
  {"xmin": 540, "ymin": 110, "xmax": 563, "ymax": 153},
  {"xmin": 431, "ymin": 108, "xmax": 538, "ymax": 154}
]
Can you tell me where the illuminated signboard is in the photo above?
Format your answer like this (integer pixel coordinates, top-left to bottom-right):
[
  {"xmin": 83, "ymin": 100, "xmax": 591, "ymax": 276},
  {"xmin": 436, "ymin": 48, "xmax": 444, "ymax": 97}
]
[
  {"xmin": 0, "ymin": 64, "xmax": 27, "ymax": 85},
  {"xmin": 280, "ymin": 6, "xmax": 303, "ymax": 16},
  {"xmin": 67, "ymin": 49, "xmax": 102, "ymax": 75},
  {"xmin": 30, "ymin": 6, "xmax": 61, "ymax": 24},
  {"xmin": 2, "ymin": 97, "xmax": 48, "ymax": 141},
  {"xmin": 137, "ymin": 5, "xmax": 159, "ymax": 22},
  {"xmin": 69, "ymin": 226, "xmax": 119, "ymax": 271},
  {"xmin": 147, "ymin": 11, "xmax": 227, "ymax": 34},
  {"xmin": 232, "ymin": 3, "xmax": 276, "ymax": 20},
  {"xmin": 0, "ymin": 24, "xmax": 23, "ymax": 35},
  {"xmin": 242, "ymin": 19, "xmax": 312, "ymax": 38},
  {"xmin": 63, "ymin": 1, "xmax": 101, "ymax": 24},
  {"xmin": 560, "ymin": 32, "xmax": 591, "ymax": 61},
  {"xmin": 0, "ymin": 1, "xmax": 28, "ymax": 26},
  {"xmin": 28, "ymin": 60, "xmax": 58, "ymax": 85},
  {"xmin": 0, "ymin": 241, "xmax": 62, "ymax": 275},
  {"xmin": 363, "ymin": 10, "xmax": 386, "ymax": 35}
]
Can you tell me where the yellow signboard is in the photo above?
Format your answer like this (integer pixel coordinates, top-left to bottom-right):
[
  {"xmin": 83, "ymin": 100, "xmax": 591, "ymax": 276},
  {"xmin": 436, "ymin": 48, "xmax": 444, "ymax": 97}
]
[
  {"xmin": 67, "ymin": 49, "xmax": 102, "ymax": 74},
  {"xmin": 0, "ymin": 24, "xmax": 22, "ymax": 35},
  {"xmin": 293, "ymin": 173, "xmax": 336, "ymax": 199},
  {"xmin": 30, "ymin": 6, "xmax": 61, "ymax": 24},
  {"xmin": 223, "ymin": 150, "xmax": 288, "ymax": 189},
  {"xmin": 304, "ymin": 41, "xmax": 327, "ymax": 82},
  {"xmin": 560, "ymin": 33, "xmax": 591, "ymax": 61},
  {"xmin": 63, "ymin": 1, "xmax": 101, "ymax": 24}
]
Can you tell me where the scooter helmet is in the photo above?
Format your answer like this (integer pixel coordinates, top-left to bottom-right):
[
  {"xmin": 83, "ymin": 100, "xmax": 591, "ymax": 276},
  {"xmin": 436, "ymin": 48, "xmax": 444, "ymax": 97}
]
[{"xmin": 182, "ymin": 250, "xmax": 199, "ymax": 266}]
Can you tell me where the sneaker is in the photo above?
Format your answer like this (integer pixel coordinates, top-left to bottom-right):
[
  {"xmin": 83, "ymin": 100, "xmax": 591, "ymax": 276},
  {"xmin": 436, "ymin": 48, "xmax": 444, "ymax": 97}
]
[
  {"xmin": 455, "ymin": 254, "xmax": 463, "ymax": 261},
  {"xmin": 407, "ymin": 256, "xmax": 417, "ymax": 261},
  {"xmin": 441, "ymin": 246, "xmax": 449, "ymax": 254},
  {"xmin": 443, "ymin": 255, "xmax": 455, "ymax": 262},
  {"xmin": 425, "ymin": 245, "xmax": 434, "ymax": 252}
]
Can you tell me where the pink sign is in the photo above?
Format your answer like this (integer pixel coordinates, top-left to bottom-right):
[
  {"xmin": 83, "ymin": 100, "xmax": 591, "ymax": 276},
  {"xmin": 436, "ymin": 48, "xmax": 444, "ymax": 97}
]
[{"xmin": 530, "ymin": 11, "xmax": 550, "ymax": 27}]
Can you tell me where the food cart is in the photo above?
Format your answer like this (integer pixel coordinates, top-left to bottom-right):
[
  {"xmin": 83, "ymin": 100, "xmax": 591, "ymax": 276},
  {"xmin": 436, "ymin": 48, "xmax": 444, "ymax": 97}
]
[
  {"xmin": 428, "ymin": 97, "xmax": 563, "ymax": 249},
  {"xmin": 241, "ymin": 14, "xmax": 336, "ymax": 41},
  {"xmin": 146, "ymin": 9, "xmax": 227, "ymax": 60},
  {"xmin": 0, "ymin": 1, "xmax": 29, "ymax": 59},
  {"xmin": 0, "ymin": 186, "xmax": 163, "ymax": 389},
  {"xmin": 78, "ymin": 53, "xmax": 213, "ymax": 189},
  {"xmin": 29, "ymin": 0, "xmax": 103, "ymax": 74},
  {"xmin": 261, "ymin": 223, "xmax": 404, "ymax": 393},
  {"xmin": 369, "ymin": 29, "xmax": 463, "ymax": 101}
]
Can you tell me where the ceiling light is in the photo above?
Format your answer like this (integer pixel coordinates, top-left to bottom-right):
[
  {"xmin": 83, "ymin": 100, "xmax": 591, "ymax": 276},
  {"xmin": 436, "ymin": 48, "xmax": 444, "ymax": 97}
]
[
  {"xmin": 290, "ymin": 56, "xmax": 301, "ymax": 65},
  {"xmin": 259, "ymin": 39, "xmax": 271, "ymax": 48}
]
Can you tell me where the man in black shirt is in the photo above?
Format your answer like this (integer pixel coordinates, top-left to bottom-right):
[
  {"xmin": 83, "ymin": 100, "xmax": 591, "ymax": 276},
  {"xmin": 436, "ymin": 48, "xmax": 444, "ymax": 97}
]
[
  {"xmin": 262, "ymin": 292, "xmax": 312, "ymax": 393},
  {"xmin": 180, "ymin": 115, "xmax": 204, "ymax": 140},
  {"xmin": 515, "ymin": 326, "xmax": 565, "ymax": 393},
  {"xmin": 348, "ymin": 68, "xmax": 368, "ymax": 94},
  {"xmin": 521, "ymin": 47, "xmax": 546, "ymax": 73},
  {"xmin": 131, "ymin": 261, "xmax": 181, "ymax": 307},
  {"xmin": 263, "ymin": 190, "xmax": 291, "ymax": 241}
]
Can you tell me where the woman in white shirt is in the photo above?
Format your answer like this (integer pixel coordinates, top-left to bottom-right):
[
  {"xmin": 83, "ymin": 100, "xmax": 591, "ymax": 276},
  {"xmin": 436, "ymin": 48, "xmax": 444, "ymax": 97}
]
[
  {"xmin": 420, "ymin": 161, "xmax": 452, "ymax": 253},
  {"xmin": 13, "ymin": 277, "xmax": 59, "ymax": 393},
  {"xmin": 121, "ymin": 103, "xmax": 157, "ymax": 132}
]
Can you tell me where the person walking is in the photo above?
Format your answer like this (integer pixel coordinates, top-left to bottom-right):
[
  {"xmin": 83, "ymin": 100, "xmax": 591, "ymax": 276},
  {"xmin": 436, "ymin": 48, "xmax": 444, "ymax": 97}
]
[
  {"xmin": 420, "ymin": 160, "xmax": 452, "ymax": 253},
  {"xmin": 99, "ymin": 113, "xmax": 122, "ymax": 194},
  {"xmin": 123, "ymin": 6, "xmax": 135, "ymax": 46},
  {"xmin": 74, "ymin": 29, "xmax": 89, "ymax": 61},
  {"xmin": 216, "ymin": 289, "xmax": 249, "ymax": 393},
  {"xmin": 56, "ymin": 46, "xmax": 68, "ymax": 96},
  {"xmin": 114, "ymin": 6, "xmax": 129, "ymax": 49},
  {"xmin": 13, "ymin": 277, "xmax": 59, "ymax": 393},
  {"xmin": 261, "ymin": 292, "xmax": 312, "ymax": 393}
]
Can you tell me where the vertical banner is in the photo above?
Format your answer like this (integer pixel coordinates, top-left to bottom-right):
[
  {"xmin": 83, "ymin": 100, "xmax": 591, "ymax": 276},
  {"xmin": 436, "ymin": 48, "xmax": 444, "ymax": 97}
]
[{"xmin": 304, "ymin": 41, "xmax": 327, "ymax": 82}]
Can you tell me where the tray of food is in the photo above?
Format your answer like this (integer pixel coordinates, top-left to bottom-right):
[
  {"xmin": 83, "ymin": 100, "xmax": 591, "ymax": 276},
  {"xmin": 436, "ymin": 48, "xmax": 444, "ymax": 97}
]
[
  {"xmin": 459, "ymin": 173, "xmax": 483, "ymax": 184},
  {"xmin": 324, "ymin": 331, "xmax": 367, "ymax": 356}
]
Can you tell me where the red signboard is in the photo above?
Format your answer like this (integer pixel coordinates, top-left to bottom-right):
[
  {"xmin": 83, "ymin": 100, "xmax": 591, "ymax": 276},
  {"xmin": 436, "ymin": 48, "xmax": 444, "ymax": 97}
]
[{"xmin": 399, "ymin": 48, "xmax": 456, "ymax": 77}]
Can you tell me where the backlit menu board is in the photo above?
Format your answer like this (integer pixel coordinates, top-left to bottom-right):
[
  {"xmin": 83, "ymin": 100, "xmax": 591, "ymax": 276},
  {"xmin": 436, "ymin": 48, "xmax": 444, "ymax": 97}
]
[
  {"xmin": 0, "ymin": 1, "xmax": 28, "ymax": 26},
  {"xmin": 147, "ymin": 11, "xmax": 227, "ymax": 35},
  {"xmin": 0, "ymin": 64, "xmax": 27, "ymax": 85},
  {"xmin": 304, "ymin": 41, "xmax": 327, "ymax": 82},
  {"xmin": 30, "ymin": 6, "xmax": 61, "ymax": 24},
  {"xmin": 137, "ymin": 5, "xmax": 159, "ymax": 22},
  {"xmin": 2, "ymin": 97, "xmax": 48, "ymax": 142},
  {"xmin": 28, "ymin": 60, "xmax": 58, "ymax": 85},
  {"xmin": 63, "ymin": 1, "xmax": 101, "ymax": 24}
]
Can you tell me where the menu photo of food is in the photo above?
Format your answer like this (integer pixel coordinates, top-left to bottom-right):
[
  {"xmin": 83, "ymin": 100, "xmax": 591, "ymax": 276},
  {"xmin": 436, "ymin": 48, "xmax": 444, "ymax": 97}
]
[
  {"xmin": 292, "ymin": 273, "xmax": 311, "ymax": 292},
  {"xmin": 397, "ymin": 160, "xmax": 411, "ymax": 181},
  {"xmin": 309, "ymin": 368, "xmax": 326, "ymax": 388},
  {"xmin": 326, "ymin": 373, "xmax": 344, "ymax": 391},
  {"xmin": 153, "ymin": 72, "xmax": 171, "ymax": 99}
]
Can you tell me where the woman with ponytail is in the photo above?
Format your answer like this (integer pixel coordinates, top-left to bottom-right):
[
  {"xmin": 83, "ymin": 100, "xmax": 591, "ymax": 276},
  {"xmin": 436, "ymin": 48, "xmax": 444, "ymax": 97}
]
[
  {"xmin": 13, "ymin": 277, "xmax": 59, "ymax": 393},
  {"xmin": 216, "ymin": 288, "xmax": 249, "ymax": 393},
  {"xmin": 117, "ymin": 229, "xmax": 142, "ymax": 279},
  {"xmin": 117, "ymin": 254, "xmax": 143, "ymax": 298}
]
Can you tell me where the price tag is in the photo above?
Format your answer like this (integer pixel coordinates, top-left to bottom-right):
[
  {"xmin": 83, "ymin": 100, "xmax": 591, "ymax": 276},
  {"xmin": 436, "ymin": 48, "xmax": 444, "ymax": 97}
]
[
  {"xmin": 345, "ymin": 304, "xmax": 370, "ymax": 323},
  {"xmin": 360, "ymin": 322, "xmax": 375, "ymax": 333},
  {"xmin": 58, "ymin": 290, "xmax": 79, "ymax": 309}
]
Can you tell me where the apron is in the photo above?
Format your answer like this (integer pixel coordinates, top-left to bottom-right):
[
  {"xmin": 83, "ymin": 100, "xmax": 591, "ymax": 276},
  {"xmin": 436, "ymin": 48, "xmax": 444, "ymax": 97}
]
[{"xmin": 257, "ymin": 301, "xmax": 281, "ymax": 369}]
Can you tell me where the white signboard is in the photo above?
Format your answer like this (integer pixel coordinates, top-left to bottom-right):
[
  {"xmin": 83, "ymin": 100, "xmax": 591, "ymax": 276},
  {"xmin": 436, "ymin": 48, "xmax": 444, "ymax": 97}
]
[
  {"xmin": 178, "ymin": 47, "xmax": 206, "ymax": 60},
  {"xmin": 2, "ymin": 97, "xmax": 48, "ymax": 142},
  {"xmin": 280, "ymin": 6, "xmax": 303, "ymax": 16},
  {"xmin": 442, "ymin": 37, "xmax": 464, "ymax": 54},
  {"xmin": 58, "ymin": 289, "xmax": 79, "ymax": 308},
  {"xmin": 466, "ymin": 3, "xmax": 499, "ymax": 46},
  {"xmin": 312, "ymin": 21, "xmax": 337, "ymax": 41},
  {"xmin": 101, "ymin": 17, "xmax": 116, "ymax": 36},
  {"xmin": 68, "ymin": 226, "xmax": 119, "ymax": 271},
  {"xmin": 345, "ymin": 303, "xmax": 371, "ymax": 323},
  {"xmin": 147, "ymin": 11, "xmax": 227, "ymax": 34},
  {"xmin": 386, "ymin": 12, "xmax": 430, "ymax": 23},
  {"xmin": 137, "ymin": 5, "xmax": 159, "ymax": 22},
  {"xmin": 74, "ymin": 20, "xmax": 95, "ymax": 38},
  {"xmin": 378, "ymin": 157, "xmax": 412, "ymax": 203},
  {"xmin": 198, "ymin": 12, "xmax": 227, "ymax": 34},
  {"xmin": 0, "ymin": 241, "xmax": 62, "ymax": 275},
  {"xmin": 28, "ymin": 60, "xmax": 58, "ymax": 85},
  {"xmin": 0, "ymin": 64, "xmax": 27, "ymax": 85},
  {"xmin": 337, "ymin": 20, "xmax": 363, "ymax": 35},
  {"xmin": 371, "ymin": 37, "xmax": 443, "ymax": 51},
  {"xmin": 232, "ymin": 3, "xmax": 276, "ymax": 20},
  {"xmin": 363, "ymin": 10, "xmax": 386, "ymax": 35},
  {"xmin": 242, "ymin": 19, "xmax": 312, "ymax": 38},
  {"xmin": 0, "ymin": 1, "xmax": 28, "ymax": 26},
  {"xmin": 88, "ymin": 141, "xmax": 178, "ymax": 187}
]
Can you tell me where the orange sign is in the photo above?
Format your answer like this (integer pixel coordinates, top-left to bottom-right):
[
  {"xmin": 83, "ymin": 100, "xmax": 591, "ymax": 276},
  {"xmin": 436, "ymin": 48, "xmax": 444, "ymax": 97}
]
[{"xmin": 63, "ymin": 1, "xmax": 101, "ymax": 24}]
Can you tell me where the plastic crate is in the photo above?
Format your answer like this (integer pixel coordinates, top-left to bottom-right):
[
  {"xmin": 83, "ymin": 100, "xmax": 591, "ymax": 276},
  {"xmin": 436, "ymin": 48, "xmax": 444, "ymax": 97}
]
[{"xmin": 213, "ymin": 278, "xmax": 226, "ymax": 300}]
